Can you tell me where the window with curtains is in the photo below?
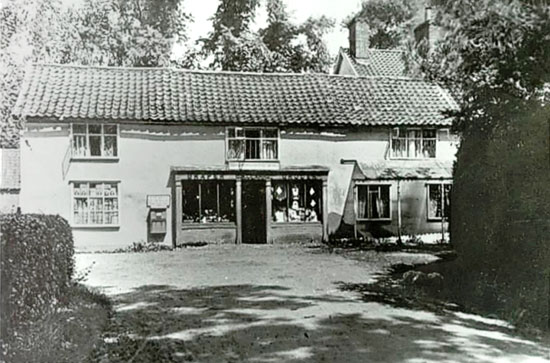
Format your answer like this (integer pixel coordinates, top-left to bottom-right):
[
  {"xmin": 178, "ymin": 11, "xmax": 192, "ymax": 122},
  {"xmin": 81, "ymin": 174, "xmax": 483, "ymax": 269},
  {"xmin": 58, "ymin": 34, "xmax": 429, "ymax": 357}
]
[
  {"xmin": 182, "ymin": 181, "xmax": 235, "ymax": 223},
  {"xmin": 427, "ymin": 183, "xmax": 451, "ymax": 220},
  {"xmin": 357, "ymin": 185, "xmax": 391, "ymax": 220},
  {"xmin": 72, "ymin": 182, "xmax": 119, "ymax": 226},
  {"xmin": 272, "ymin": 180, "xmax": 322, "ymax": 223},
  {"xmin": 391, "ymin": 128, "xmax": 436, "ymax": 158},
  {"xmin": 226, "ymin": 127, "xmax": 278, "ymax": 161},
  {"xmin": 72, "ymin": 124, "xmax": 118, "ymax": 158}
]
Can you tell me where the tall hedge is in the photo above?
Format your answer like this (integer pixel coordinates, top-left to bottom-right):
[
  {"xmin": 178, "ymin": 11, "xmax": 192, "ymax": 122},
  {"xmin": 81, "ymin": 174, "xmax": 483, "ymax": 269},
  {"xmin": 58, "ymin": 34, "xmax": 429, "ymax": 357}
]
[
  {"xmin": 0, "ymin": 214, "xmax": 75, "ymax": 337},
  {"xmin": 451, "ymin": 104, "xmax": 550, "ymax": 328}
]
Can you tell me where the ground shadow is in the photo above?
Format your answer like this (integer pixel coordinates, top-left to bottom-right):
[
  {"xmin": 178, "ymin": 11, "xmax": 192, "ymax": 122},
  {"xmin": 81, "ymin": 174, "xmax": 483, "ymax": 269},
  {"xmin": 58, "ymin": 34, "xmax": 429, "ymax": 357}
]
[{"xmin": 85, "ymin": 283, "xmax": 550, "ymax": 362}]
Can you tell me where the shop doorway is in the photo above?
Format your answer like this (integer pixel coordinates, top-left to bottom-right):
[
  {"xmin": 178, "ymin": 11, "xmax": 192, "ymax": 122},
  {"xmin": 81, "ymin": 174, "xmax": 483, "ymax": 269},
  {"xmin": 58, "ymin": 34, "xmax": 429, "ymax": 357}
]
[{"xmin": 242, "ymin": 180, "xmax": 266, "ymax": 244}]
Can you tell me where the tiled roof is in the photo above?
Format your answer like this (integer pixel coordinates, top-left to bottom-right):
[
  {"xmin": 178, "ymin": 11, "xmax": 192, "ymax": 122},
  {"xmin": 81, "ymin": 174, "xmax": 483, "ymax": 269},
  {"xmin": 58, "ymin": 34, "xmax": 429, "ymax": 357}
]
[
  {"xmin": 356, "ymin": 160, "xmax": 453, "ymax": 180},
  {"xmin": 13, "ymin": 64, "xmax": 457, "ymax": 127},
  {"xmin": 342, "ymin": 48, "xmax": 407, "ymax": 77}
]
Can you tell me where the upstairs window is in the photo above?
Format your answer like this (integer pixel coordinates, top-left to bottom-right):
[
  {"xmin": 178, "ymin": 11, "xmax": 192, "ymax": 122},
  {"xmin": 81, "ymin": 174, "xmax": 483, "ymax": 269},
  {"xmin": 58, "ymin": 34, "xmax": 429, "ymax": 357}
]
[
  {"xmin": 226, "ymin": 127, "xmax": 278, "ymax": 161},
  {"xmin": 391, "ymin": 128, "xmax": 436, "ymax": 159},
  {"xmin": 357, "ymin": 185, "xmax": 391, "ymax": 220},
  {"xmin": 72, "ymin": 124, "xmax": 118, "ymax": 158},
  {"xmin": 427, "ymin": 183, "xmax": 451, "ymax": 220}
]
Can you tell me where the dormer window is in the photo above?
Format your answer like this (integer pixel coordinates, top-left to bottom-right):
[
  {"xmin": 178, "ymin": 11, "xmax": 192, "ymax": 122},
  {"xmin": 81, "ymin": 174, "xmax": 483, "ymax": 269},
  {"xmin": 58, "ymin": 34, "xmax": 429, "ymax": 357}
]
[
  {"xmin": 226, "ymin": 127, "xmax": 278, "ymax": 161},
  {"xmin": 391, "ymin": 128, "xmax": 436, "ymax": 159},
  {"xmin": 71, "ymin": 124, "xmax": 118, "ymax": 159}
]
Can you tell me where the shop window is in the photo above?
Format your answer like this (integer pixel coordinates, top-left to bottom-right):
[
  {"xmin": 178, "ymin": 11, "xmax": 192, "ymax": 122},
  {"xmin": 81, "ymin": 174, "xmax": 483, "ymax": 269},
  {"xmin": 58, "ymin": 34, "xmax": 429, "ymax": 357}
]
[
  {"xmin": 357, "ymin": 185, "xmax": 390, "ymax": 220},
  {"xmin": 391, "ymin": 128, "xmax": 436, "ymax": 158},
  {"xmin": 72, "ymin": 182, "xmax": 119, "ymax": 226},
  {"xmin": 226, "ymin": 127, "xmax": 278, "ymax": 161},
  {"xmin": 182, "ymin": 181, "xmax": 235, "ymax": 223},
  {"xmin": 272, "ymin": 180, "xmax": 322, "ymax": 223},
  {"xmin": 427, "ymin": 183, "xmax": 451, "ymax": 220},
  {"xmin": 72, "ymin": 124, "xmax": 118, "ymax": 158}
]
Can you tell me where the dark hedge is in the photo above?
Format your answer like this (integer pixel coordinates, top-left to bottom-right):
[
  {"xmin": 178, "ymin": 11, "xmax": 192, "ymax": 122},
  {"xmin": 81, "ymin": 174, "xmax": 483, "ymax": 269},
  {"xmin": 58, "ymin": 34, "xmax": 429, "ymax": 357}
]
[
  {"xmin": 450, "ymin": 104, "xmax": 550, "ymax": 329},
  {"xmin": 1, "ymin": 214, "xmax": 75, "ymax": 337}
]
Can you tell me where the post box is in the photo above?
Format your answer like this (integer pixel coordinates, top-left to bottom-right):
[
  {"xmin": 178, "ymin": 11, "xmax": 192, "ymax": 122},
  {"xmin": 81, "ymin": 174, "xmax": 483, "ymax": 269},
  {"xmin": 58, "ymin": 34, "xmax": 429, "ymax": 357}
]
[{"xmin": 148, "ymin": 209, "xmax": 167, "ymax": 234}]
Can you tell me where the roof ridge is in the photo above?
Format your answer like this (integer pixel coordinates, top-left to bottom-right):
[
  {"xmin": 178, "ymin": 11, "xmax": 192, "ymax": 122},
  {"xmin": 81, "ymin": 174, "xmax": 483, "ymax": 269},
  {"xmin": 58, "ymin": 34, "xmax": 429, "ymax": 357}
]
[{"xmin": 31, "ymin": 62, "xmax": 364, "ymax": 79}]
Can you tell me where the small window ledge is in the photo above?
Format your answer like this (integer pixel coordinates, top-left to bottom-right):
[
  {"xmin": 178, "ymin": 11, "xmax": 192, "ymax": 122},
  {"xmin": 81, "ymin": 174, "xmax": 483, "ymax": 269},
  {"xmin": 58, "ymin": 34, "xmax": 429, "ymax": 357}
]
[
  {"xmin": 71, "ymin": 225, "xmax": 120, "ymax": 230},
  {"xmin": 181, "ymin": 222, "xmax": 236, "ymax": 230},
  {"xmin": 71, "ymin": 157, "xmax": 119, "ymax": 163},
  {"xmin": 356, "ymin": 218, "xmax": 392, "ymax": 222}
]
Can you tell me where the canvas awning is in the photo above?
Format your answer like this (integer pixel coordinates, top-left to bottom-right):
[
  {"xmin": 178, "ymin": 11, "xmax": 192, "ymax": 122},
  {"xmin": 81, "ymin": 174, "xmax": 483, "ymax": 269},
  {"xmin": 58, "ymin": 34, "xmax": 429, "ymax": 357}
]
[{"xmin": 352, "ymin": 159, "xmax": 453, "ymax": 180}]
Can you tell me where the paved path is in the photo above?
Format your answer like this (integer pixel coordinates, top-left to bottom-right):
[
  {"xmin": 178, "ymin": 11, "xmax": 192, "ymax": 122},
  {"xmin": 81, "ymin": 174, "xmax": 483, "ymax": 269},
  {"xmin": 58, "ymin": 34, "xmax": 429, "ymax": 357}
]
[{"xmin": 77, "ymin": 245, "xmax": 550, "ymax": 363}]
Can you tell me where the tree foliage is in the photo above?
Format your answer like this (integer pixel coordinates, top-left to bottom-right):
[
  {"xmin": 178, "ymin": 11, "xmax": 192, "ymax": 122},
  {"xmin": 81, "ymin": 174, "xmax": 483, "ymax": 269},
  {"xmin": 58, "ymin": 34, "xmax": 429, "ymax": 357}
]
[
  {"xmin": 417, "ymin": 0, "xmax": 550, "ymax": 328},
  {"xmin": 185, "ymin": 0, "xmax": 334, "ymax": 73},
  {"xmin": 0, "ymin": 0, "xmax": 190, "ymax": 147}
]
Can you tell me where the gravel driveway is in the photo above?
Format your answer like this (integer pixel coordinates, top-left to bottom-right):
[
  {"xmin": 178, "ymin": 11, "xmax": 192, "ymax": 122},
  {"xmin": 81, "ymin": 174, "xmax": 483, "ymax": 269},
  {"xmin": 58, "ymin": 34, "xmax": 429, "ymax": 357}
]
[{"xmin": 76, "ymin": 245, "xmax": 550, "ymax": 363}]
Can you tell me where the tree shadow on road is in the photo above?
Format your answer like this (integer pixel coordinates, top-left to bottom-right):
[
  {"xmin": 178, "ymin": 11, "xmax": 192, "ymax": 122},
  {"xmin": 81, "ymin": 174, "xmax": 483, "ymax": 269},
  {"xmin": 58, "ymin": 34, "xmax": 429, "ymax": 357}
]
[{"xmin": 86, "ymin": 284, "xmax": 550, "ymax": 363}]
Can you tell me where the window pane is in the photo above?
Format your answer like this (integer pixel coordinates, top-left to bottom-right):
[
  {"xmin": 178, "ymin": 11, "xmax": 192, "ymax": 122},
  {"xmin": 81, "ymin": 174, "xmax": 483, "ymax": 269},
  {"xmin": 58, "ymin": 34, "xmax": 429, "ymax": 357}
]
[
  {"xmin": 244, "ymin": 129, "xmax": 260, "ymax": 138},
  {"xmin": 272, "ymin": 182, "xmax": 288, "ymax": 222},
  {"xmin": 89, "ymin": 198, "xmax": 103, "ymax": 224},
  {"xmin": 392, "ymin": 138, "xmax": 407, "ymax": 158},
  {"xmin": 379, "ymin": 186, "xmax": 390, "ymax": 218},
  {"xmin": 74, "ymin": 198, "xmax": 88, "ymax": 224},
  {"xmin": 90, "ymin": 136, "xmax": 101, "ymax": 156},
  {"xmin": 104, "ymin": 125, "xmax": 117, "ymax": 135},
  {"xmin": 73, "ymin": 124, "xmax": 87, "ymax": 134},
  {"xmin": 89, "ymin": 125, "xmax": 102, "ymax": 134},
  {"xmin": 227, "ymin": 127, "xmax": 236, "ymax": 138},
  {"xmin": 228, "ymin": 140, "xmax": 245, "ymax": 160},
  {"xmin": 235, "ymin": 128, "xmax": 244, "ymax": 137},
  {"xmin": 428, "ymin": 185, "xmax": 442, "ymax": 219},
  {"xmin": 72, "ymin": 135, "xmax": 88, "ymax": 157},
  {"xmin": 201, "ymin": 181, "xmax": 218, "ymax": 223},
  {"xmin": 443, "ymin": 184, "xmax": 452, "ymax": 218},
  {"xmin": 423, "ymin": 129, "xmax": 436, "ymax": 139},
  {"xmin": 305, "ymin": 181, "xmax": 321, "ymax": 222},
  {"xmin": 263, "ymin": 129, "xmax": 277, "ymax": 138},
  {"xmin": 422, "ymin": 139, "xmax": 436, "ymax": 158},
  {"xmin": 288, "ymin": 182, "xmax": 305, "ymax": 222},
  {"xmin": 104, "ymin": 136, "xmax": 117, "ymax": 157},
  {"xmin": 262, "ymin": 140, "xmax": 277, "ymax": 159},
  {"xmin": 245, "ymin": 139, "xmax": 261, "ymax": 159},
  {"xmin": 357, "ymin": 186, "xmax": 367, "ymax": 219},
  {"xmin": 182, "ymin": 182, "xmax": 200, "ymax": 223},
  {"xmin": 219, "ymin": 182, "xmax": 235, "ymax": 222}
]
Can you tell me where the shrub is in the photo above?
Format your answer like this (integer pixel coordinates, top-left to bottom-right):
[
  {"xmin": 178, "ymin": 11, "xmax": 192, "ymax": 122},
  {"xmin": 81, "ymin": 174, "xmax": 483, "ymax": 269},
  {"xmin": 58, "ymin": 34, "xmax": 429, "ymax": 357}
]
[{"xmin": 1, "ymin": 213, "xmax": 75, "ymax": 338}]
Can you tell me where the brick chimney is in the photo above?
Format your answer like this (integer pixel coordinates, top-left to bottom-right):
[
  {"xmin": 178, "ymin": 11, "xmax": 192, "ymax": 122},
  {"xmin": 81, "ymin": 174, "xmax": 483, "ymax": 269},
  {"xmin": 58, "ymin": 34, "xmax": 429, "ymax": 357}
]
[
  {"xmin": 414, "ymin": 6, "xmax": 443, "ymax": 51},
  {"xmin": 348, "ymin": 18, "xmax": 370, "ymax": 59}
]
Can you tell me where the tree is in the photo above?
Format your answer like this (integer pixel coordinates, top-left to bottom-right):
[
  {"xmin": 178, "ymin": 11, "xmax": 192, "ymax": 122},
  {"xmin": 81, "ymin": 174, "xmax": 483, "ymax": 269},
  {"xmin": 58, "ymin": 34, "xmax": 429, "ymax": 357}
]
[
  {"xmin": 0, "ymin": 0, "xmax": 191, "ymax": 146},
  {"xmin": 417, "ymin": 0, "xmax": 550, "ymax": 328},
  {"xmin": 185, "ymin": 0, "xmax": 334, "ymax": 73},
  {"xmin": 1, "ymin": 0, "xmax": 69, "ymax": 147},
  {"xmin": 64, "ymin": 0, "xmax": 191, "ymax": 67}
]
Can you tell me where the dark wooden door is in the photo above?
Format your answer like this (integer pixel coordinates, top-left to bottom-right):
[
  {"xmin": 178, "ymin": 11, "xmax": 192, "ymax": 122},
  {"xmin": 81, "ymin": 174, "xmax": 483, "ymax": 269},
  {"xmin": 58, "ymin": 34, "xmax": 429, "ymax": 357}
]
[{"xmin": 242, "ymin": 181, "xmax": 266, "ymax": 244}]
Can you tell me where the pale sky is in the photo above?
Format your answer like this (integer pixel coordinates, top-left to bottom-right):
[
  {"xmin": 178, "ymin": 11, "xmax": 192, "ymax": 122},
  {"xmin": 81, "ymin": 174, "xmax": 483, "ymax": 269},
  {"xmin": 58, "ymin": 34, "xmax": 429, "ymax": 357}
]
[{"xmin": 181, "ymin": 0, "xmax": 364, "ymax": 57}]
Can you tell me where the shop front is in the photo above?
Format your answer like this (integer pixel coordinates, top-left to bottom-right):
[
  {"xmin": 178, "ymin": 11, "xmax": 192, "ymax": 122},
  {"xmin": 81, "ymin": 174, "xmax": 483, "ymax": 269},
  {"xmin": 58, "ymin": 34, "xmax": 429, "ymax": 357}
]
[{"xmin": 171, "ymin": 167, "xmax": 329, "ymax": 246}]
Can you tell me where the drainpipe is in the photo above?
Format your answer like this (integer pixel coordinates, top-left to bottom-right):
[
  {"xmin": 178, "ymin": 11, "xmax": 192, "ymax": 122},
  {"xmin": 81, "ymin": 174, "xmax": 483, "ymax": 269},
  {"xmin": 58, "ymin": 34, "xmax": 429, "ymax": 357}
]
[{"xmin": 397, "ymin": 179, "xmax": 403, "ymax": 245}]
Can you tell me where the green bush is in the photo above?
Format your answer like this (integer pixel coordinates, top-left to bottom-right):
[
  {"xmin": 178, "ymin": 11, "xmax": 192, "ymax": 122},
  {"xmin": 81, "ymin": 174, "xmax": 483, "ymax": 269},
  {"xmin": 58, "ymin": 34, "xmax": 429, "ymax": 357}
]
[{"xmin": 1, "ymin": 214, "xmax": 75, "ymax": 338}]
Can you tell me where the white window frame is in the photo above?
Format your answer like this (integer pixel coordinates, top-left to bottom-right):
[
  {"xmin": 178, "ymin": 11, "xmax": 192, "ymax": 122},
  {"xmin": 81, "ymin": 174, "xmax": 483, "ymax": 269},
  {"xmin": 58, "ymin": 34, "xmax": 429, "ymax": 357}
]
[
  {"xmin": 70, "ymin": 181, "xmax": 121, "ymax": 228},
  {"xmin": 390, "ymin": 127, "xmax": 437, "ymax": 159},
  {"xmin": 225, "ymin": 127, "xmax": 279, "ymax": 161},
  {"xmin": 70, "ymin": 123, "xmax": 119, "ymax": 160},
  {"xmin": 426, "ymin": 182, "xmax": 452, "ymax": 221},
  {"xmin": 355, "ymin": 183, "xmax": 392, "ymax": 221}
]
